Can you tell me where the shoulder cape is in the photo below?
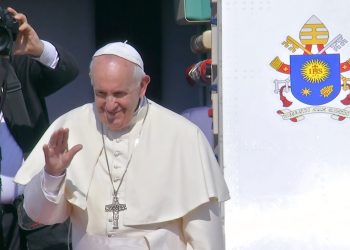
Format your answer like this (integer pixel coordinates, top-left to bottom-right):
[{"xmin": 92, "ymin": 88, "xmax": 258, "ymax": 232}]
[{"xmin": 15, "ymin": 101, "xmax": 230, "ymax": 225}]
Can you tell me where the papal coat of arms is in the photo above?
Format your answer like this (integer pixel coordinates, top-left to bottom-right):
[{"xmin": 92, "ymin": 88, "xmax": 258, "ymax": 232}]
[{"xmin": 270, "ymin": 15, "xmax": 350, "ymax": 122}]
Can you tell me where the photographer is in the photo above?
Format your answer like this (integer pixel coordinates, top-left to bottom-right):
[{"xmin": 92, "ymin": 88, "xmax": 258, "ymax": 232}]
[{"xmin": 0, "ymin": 6, "xmax": 78, "ymax": 249}]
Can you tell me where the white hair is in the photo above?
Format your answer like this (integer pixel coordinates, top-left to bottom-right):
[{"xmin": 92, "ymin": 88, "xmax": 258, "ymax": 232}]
[{"xmin": 132, "ymin": 64, "xmax": 146, "ymax": 85}]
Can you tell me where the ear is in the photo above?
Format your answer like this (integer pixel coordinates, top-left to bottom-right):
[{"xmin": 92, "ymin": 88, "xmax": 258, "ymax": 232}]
[{"xmin": 140, "ymin": 74, "xmax": 150, "ymax": 97}]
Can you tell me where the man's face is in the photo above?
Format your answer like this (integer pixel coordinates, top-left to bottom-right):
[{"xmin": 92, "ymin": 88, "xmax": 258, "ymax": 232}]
[{"xmin": 91, "ymin": 55, "xmax": 149, "ymax": 131}]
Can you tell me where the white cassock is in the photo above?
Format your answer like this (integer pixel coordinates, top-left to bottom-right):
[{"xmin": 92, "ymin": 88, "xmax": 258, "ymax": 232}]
[{"xmin": 14, "ymin": 99, "xmax": 230, "ymax": 250}]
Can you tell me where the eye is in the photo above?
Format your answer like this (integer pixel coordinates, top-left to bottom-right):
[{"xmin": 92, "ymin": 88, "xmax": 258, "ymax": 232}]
[
  {"xmin": 113, "ymin": 92, "xmax": 127, "ymax": 98},
  {"xmin": 94, "ymin": 91, "xmax": 106, "ymax": 98}
]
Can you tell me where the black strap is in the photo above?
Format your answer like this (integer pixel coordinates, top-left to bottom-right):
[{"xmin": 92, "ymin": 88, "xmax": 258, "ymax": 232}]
[
  {"xmin": 2, "ymin": 58, "xmax": 32, "ymax": 128},
  {"xmin": 0, "ymin": 57, "xmax": 9, "ymax": 112}
]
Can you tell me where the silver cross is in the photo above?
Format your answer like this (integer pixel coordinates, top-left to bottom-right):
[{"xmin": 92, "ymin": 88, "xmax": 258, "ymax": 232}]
[{"xmin": 105, "ymin": 192, "xmax": 127, "ymax": 229}]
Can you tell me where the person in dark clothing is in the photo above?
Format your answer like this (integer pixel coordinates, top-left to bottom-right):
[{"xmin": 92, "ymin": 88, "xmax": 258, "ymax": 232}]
[{"xmin": 0, "ymin": 6, "xmax": 79, "ymax": 250}]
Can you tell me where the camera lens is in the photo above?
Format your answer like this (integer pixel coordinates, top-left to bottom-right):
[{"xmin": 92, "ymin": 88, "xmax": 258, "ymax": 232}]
[{"xmin": 0, "ymin": 6, "xmax": 18, "ymax": 55}]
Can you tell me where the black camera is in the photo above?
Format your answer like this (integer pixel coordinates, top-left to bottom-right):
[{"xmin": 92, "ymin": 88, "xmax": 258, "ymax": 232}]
[{"xmin": 0, "ymin": 6, "xmax": 19, "ymax": 56}]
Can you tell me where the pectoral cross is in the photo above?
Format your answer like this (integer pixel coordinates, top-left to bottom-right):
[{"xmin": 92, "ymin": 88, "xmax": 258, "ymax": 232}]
[{"xmin": 105, "ymin": 191, "xmax": 127, "ymax": 229}]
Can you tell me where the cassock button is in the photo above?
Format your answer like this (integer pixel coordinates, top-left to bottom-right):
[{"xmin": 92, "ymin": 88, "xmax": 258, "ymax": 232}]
[
  {"xmin": 114, "ymin": 151, "xmax": 120, "ymax": 157},
  {"xmin": 115, "ymin": 138, "xmax": 121, "ymax": 143}
]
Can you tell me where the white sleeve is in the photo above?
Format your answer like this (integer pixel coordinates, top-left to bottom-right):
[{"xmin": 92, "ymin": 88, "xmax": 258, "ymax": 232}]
[
  {"xmin": 42, "ymin": 170, "xmax": 66, "ymax": 202},
  {"xmin": 33, "ymin": 40, "xmax": 59, "ymax": 69},
  {"xmin": 23, "ymin": 170, "xmax": 70, "ymax": 225},
  {"xmin": 183, "ymin": 200, "xmax": 226, "ymax": 250}
]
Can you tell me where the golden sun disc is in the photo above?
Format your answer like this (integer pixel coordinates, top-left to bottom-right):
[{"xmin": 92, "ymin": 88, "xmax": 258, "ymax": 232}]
[{"xmin": 301, "ymin": 59, "xmax": 330, "ymax": 83}]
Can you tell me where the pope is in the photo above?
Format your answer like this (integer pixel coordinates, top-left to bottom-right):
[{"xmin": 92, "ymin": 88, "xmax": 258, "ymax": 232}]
[{"xmin": 15, "ymin": 41, "xmax": 230, "ymax": 250}]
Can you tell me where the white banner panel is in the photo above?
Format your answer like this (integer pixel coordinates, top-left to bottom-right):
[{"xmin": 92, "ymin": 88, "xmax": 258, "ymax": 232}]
[{"xmin": 221, "ymin": 1, "xmax": 350, "ymax": 249}]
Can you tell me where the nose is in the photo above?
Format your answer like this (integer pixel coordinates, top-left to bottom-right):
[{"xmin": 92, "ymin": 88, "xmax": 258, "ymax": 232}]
[{"xmin": 105, "ymin": 95, "xmax": 117, "ymax": 111}]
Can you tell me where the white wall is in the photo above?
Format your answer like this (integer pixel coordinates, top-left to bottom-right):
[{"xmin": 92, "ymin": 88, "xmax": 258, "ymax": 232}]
[{"xmin": 221, "ymin": 0, "xmax": 350, "ymax": 249}]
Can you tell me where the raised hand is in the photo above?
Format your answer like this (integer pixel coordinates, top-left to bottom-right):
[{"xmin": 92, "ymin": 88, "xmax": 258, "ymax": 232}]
[
  {"xmin": 43, "ymin": 128, "xmax": 83, "ymax": 176},
  {"xmin": 6, "ymin": 7, "xmax": 44, "ymax": 57}
]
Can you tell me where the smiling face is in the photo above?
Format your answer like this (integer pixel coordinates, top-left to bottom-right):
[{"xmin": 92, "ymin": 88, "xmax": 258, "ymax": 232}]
[{"xmin": 90, "ymin": 55, "xmax": 150, "ymax": 131}]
